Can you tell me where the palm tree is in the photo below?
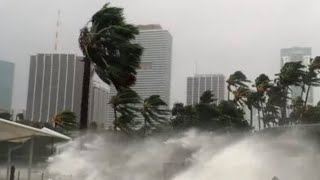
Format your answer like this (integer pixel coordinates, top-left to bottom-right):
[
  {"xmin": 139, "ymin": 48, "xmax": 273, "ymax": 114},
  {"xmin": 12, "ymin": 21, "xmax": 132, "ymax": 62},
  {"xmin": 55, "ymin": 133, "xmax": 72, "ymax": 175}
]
[
  {"xmin": 200, "ymin": 90, "xmax": 217, "ymax": 104},
  {"xmin": 275, "ymin": 61, "xmax": 305, "ymax": 124},
  {"xmin": 171, "ymin": 102, "xmax": 186, "ymax": 130},
  {"xmin": 52, "ymin": 110, "xmax": 78, "ymax": 131},
  {"xmin": 263, "ymin": 105, "xmax": 279, "ymax": 127},
  {"xmin": 266, "ymin": 85, "xmax": 286, "ymax": 125},
  {"xmin": 255, "ymin": 74, "xmax": 271, "ymax": 94},
  {"xmin": 79, "ymin": 3, "xmax": 143, "ymax": 129},
  {"xmin": 196, "ymin": 91, "xmax": 220, "ymax": 130},
  {"xmin": 226, "ymin": 71, "xmax": 251, "ymax": 100},
  {"xmin": 246, "ymin": 91, "xmax": 260, "ymax": 127},
  {"xmin": 140, "ymin": 95, "xmax": 169, "ymax": 136},
  {"xmin": 109, "ymin": 88, "xmax": 140, "ymax": 133},
  {"xmin": 302, "ymin": 57, "xmax": 320, "ymax": 112},
  {"xmin": 233, "ymin": 86, "xmax": 250, "ymax": 107},
  {"xmin": 184, "ymin": 105, "xmax": 198, "ymax": 127},
  {"xmin": 289, "ymin": 96, "xmax": 304, "ymax": 124},
  {"xmin": 254, "ymin": 74, "xmax": 271, "ymax": 128}
]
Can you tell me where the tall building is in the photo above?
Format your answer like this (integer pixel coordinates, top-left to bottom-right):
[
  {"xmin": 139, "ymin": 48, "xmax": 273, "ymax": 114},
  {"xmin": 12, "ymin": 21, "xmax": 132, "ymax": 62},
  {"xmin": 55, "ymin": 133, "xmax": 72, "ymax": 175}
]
[
  {"xmin": 25, "ymin": 53, "xmax": 109, "ymax": 126},
  {"xmin": 106, "ymin": 24, "xmax": 172, "ymax": 127},
  {"xmin": 280, "ymin": 47, "xmax": 313, "ymax": 104},
  {"xmin": 0, "ymin": 60, "xmax": 14, "ymax": 112},
  {"xmin": 89, "ymin": 80, "xmax": 109, "ymax": 127},
  {"xmin": 186, "ymin": 74, "xmax": 225, "ymax": 105}
]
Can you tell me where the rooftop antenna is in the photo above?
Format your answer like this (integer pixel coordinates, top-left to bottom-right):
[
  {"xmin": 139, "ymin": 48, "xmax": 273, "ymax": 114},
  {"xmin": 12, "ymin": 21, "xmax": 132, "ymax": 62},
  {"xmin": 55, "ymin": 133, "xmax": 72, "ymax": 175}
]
[{"xmin": 54, "ymin": 10, "xmax": 61, "ymax": 51}]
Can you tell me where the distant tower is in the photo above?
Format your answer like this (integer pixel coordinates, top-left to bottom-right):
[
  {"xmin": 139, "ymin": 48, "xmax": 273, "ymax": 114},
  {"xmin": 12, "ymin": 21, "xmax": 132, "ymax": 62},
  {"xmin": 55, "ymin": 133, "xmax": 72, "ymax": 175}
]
[
  {"xmin": 186, "ymin": 74, "xmax": 225, "ymax": 105},
  {"xmin": 54, "ymin": 10, "xmax": 61, "ymax": 51}
]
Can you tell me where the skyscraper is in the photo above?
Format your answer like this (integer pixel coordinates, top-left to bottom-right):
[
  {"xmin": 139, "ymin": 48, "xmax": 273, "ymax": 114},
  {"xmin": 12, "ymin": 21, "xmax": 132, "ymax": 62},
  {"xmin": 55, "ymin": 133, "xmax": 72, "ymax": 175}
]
[
  {"xmin": 106, "ymin": 24, "xmax": 172, "ymax": 126},
  {"xmin": 0, "ymin": 60, "xmax": 14, "ymax": 112},
  {"xmin": 186, "ymin": 74, "xmax": 225, "ymax": 105},
  {"xmin": 280, "ymin": 47, "xmax": 313, "ymax": 104},
  {"xmin": 25, "ymin": 53, "xmax": 109, "ymax": 126}
]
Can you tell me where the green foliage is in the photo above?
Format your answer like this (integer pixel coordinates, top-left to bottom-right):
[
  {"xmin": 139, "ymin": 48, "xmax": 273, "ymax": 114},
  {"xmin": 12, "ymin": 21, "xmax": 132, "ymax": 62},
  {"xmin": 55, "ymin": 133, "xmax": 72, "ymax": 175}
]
[
  {"xmin": 226, "ymin": 71, "xmax": 251, "ymax": 100},
  {"xmin": 255, "ymin": 74, "xmax": 271, "ymax": 94},
  {"xmin": 141, "ymin": 95, "xmax": 170, "ymax": 135},
  {"xmin": 109, "ymin": 88, "xmax": 141, "ymax": 133},
  {"xmin": 53, "ymin": 110, "xmax": 78, "ymax": 131},
  {"xmin": 79, "ymin": 3, "xmax": 143, "ymax": 91},
  {"xmin": 16, "ymin": 113, "xmax": 24, "ymax": 121},
  {"xmin": 232, "ymin": 86, "xmax": 250, "ymax": 106},
  {"xmin": 171, "ymin": 90, "xmax": 252, "ymax": 132},
  {"xmin": 289, "ymin": 96, "xmax": 304, "ymax": 124},
  {"xmin": 0, "ymin": 112, "xmax": 11, "ymax": 120},
  {"xmin": 200, "ymin": 90, "xmax": 216, "ymax": 104},
  {"xmin": 276, "ymin": 61, "xmax": 305, "ymax": 87},
  {"xmin": 301, "ymin": 105, "xmax": 320, "ymax": 124}
]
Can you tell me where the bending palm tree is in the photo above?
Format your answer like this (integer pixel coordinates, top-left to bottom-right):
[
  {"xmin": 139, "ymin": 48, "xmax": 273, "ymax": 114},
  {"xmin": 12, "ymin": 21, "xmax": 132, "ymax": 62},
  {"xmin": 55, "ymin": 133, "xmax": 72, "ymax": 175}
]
[
  {"xmin": 141, "ymin": 95, "xmax": 170, "ymax": 136},
  {"xmin": 79, "ymin": 3, "xmax": 143, "ymax": 129},
  {"xmin": 200, "ymin": 90, "xmax": 217, "ymax": 104},
  {"xmin": 275, "ymin": 61, "xmax": 305, "ymax": 124},
  {"xmin": 227, "ymin": 71, "xmax": 251, "ymax": 100},
  {"xmin": 302, "ymin": 57, "xmax": 320, "ymax": 112},
  {"xmin": 255, "ymin": 74, "xmax": 271, "ymax": 128},
  {"xmin": 109, "ymin": 88, "xmax": 141, "ymax": 133},
  {"xmin": 246, "ymin": 91, "xmax": 260, "ymax": 127},
  {"xmin": 52, "ymin": 110, "xmax": 78, "ymax": 131},
  {"xmin": 233, "ymin": 86, "xmax": 250, "ymax": 107}
]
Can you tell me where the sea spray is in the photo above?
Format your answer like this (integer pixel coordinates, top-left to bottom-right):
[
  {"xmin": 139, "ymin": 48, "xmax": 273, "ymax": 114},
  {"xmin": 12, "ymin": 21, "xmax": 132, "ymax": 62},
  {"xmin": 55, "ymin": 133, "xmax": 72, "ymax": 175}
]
[{"xmin": 47, "ymin": 129, "xmax": 320, "ymax": 180}]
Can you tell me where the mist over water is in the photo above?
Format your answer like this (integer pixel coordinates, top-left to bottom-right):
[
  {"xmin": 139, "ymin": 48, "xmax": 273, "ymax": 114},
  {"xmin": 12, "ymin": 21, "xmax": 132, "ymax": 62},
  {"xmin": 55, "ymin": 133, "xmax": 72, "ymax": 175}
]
[{"xmin": 47, "ymin": 129, "xmax": 320, "ymax": 180}]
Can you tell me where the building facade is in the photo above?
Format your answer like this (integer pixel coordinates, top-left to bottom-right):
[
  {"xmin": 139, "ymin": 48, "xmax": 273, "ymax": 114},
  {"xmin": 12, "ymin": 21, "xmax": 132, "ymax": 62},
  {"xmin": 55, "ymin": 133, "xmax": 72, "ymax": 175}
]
[
  {"xmin": 89, "ymin": 81, "xmax": 109, "ymax": 127},
  {"xmin": 186, "ymin": 74, "xmax": 225, "ymax": 105},
  {"xmin": 25, "ymin": 53, "xmax": 109, "ymax": 125},
  {"xmin": 106, "ymin": 24, "xmax": 172, "ymax": 127},
  {"xmin": 280, "ymin": 47, "xmax": 313, "ymax": 104},
  {"xmin": 0, "ymin": 60, "xmax": 14, "ymax": 112}
]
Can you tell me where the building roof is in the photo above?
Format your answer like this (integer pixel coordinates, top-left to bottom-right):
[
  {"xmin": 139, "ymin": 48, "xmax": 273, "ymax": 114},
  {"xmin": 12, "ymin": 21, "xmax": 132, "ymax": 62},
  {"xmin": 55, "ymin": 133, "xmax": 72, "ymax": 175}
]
[
  {"xmin": 0, "ymin": 118, "xmax": 71, "ymax": 143},
  {"xmin": 137, "ymin": 24, "xmax": 162, "ymax": 30}
]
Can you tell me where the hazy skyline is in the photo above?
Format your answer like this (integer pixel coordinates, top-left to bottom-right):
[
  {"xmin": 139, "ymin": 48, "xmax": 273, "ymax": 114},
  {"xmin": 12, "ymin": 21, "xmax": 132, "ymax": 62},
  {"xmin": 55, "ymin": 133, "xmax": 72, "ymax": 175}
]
[{"xmin": 1, "ymin": 0, "xmax": 320, "ymax": 111}]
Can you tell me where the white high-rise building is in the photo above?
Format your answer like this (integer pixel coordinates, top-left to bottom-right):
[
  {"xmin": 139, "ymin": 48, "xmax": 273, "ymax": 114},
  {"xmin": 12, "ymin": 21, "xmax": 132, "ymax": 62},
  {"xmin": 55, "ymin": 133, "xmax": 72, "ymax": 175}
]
[
  {"xmin": 280, "ymin": 47, "xmax": 313, "ymax": 105},
  {"xmin": 25, "ymin": 53, "xmax": 109, "ymax": 127},
  {"xmin": 106, "ymin": 24, "xmax": 172, "ymax": 127},
  {"xmin": 186, "ymin": 74, "xmax": 225, "ymax": 105}
]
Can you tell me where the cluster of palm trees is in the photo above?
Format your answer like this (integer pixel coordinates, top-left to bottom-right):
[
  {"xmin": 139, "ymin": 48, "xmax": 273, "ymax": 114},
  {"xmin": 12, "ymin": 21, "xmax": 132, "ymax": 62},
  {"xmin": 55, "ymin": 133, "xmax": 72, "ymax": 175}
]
[
  {"xmin": 227, "ymin": 57, "xmax": 320, "ymax": 130},
  {"xmin": 109, "ymin": 89, "xmax": 169, "ymax": 135},
  {"xmin": 79, "ymin": 3, "xmax": 170, "ymax": 136},
  {"xmin": 171, "ymin": 90, "xmax": 251, "ymax": 132}
]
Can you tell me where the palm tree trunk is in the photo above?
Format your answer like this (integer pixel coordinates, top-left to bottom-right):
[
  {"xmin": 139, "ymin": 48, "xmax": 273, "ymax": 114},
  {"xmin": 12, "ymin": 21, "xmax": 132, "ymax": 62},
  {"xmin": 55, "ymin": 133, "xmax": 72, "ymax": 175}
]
[
  {"xmin": 280, "ymin": 86, "xmax": 288, "ymax": 125},
  {"xmin": 113, "ymin": 108, "xmax": 118, "ymax": 131},
  {"xmin": 80, "ymin": 59, "xmax": 91, "ymax": 130},
  {"xmin": 250, "ymin": 108, "xmax": 253, "ymax": 127},
  {"xmin": 303, "ymin": 85, "xmax": 311, "ymax": 112},
  {"xmin": 142, "ymin": 113, "xmax": 148, "ymax": 137},
  {"xmin": 228, "ymin": 91, "xmax": 230, "ymax": 101},
  {"xmin": 258, "ymin": 109, "xmax": 261, "ymax": 130}
]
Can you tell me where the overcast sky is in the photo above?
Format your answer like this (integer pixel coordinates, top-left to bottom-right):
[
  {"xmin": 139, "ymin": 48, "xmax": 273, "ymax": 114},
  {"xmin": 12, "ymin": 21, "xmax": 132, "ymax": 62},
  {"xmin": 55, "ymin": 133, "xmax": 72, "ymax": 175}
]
[{"xmin": 1, "ymin": 0, "xmax": 320, "ymax": 111}]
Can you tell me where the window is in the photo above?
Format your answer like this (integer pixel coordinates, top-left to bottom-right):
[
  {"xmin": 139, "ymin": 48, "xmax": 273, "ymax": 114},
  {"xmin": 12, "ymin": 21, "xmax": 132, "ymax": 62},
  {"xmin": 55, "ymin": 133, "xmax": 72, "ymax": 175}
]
[{"xmin": 140, "ymin": 62, "xmax": 152, "ymax": 70}]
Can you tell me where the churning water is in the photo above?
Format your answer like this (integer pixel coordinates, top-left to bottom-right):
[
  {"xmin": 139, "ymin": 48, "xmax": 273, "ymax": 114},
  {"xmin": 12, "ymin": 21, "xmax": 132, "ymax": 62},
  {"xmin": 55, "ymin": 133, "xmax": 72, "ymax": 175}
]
[{"xmin": 46, "ymin": 129, "xmax": 320, "ymax": 180}]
